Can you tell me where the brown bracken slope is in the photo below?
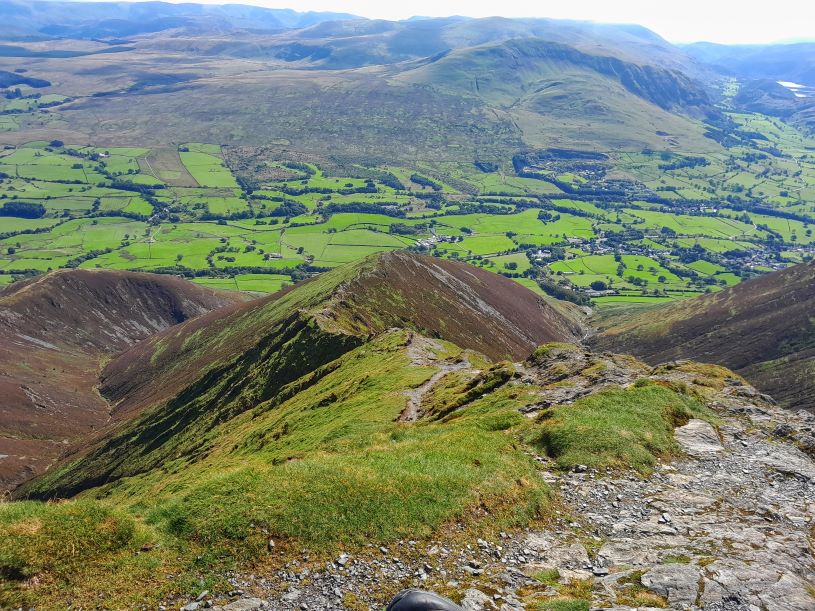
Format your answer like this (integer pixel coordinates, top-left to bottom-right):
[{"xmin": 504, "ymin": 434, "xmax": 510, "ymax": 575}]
[
  {"xmin": 100, "ymin": 250, "xmax": 586, "ymax": 421},
  {"xmin": 0, "ymin": 269, "xmax": 244, "ymax": 490},
  {"xmin": 592, "ymin": 260, "xmax": 815, "ymax": 411},
  {"xmin": 19, "ymin": 252, "xmax": 585, "ymax": 498}
]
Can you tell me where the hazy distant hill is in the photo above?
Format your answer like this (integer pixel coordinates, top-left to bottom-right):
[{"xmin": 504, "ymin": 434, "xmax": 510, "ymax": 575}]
[
  {"xmin": 682, "ymin": 41, "xmax": 815, "ymax": 84},
  {"xmin": 0, "ymin": 8, "xmax": 723, "ymax": 158},
  {"xmin": 0, "ymin": 0, "xmax": 358, "ymax": 40},
  {"xmin": 683, "ymin": 41, "xmax": 815, "ymax": 131}
]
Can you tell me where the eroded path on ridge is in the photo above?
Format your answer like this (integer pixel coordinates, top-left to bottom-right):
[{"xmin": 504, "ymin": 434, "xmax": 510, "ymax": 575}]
[
  {"xmin": 174, "ymin": 356, "xmax": 815, "ymax": 611},
  {"xmin": 399, "ymin": 333, "xmax": 476, "ymax": 422}
]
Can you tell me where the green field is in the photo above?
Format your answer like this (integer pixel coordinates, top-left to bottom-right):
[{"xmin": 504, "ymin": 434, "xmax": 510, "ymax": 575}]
[
  {"xmin": 1, "ymin": 107, "xmax": 814, "ymax": 300},
  {"xmin": 550, "ymin": 254, "xmax": 686, "ymax": 292},
  {"xmin": 179, "ymin": 144, "xmax": 239, "ymax": 188},
  {"xmin": 192, "ymin": 273, "xmax": 291, "ymax": 293}
]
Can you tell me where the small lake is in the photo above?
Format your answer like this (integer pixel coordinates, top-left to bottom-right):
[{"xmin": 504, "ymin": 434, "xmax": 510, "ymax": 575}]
[{"xmin": 777, "ymin": 80, "xmax": 815, "ymax": 98}]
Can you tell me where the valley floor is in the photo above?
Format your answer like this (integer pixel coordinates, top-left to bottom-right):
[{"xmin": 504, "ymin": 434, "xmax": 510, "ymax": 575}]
[{"xmin": 171, "ymin": 371, "xmax": 815, "ymax": 611}]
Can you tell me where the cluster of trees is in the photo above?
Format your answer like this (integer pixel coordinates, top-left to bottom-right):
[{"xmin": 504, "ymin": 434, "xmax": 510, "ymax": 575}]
[
  {"xmin": 282, "ymin": 162, "xmax": 316, "ymax": 176},
  {"xmin": 657, "ymin": 156, "xmax": 709, "ymax": 171},
  {"xmin": 537, "ymin": 210, "xmax": 561, "ymax": 223},
  {"xmin": 389, "ymin": 223, "xmax": 428, "ymax": 235},
  {"xmin": 199, "ymin": 209, "xmax": 255, "ymax": 222},
  {"xmin": 64, "ymin": 247, "xmax": 113, "ymax": 268},
  {"xmin": 321, "ymin": 202, "xmax": 406, "ymax": 218},
  {"xmin": 474, "ymin": 160, "xmax": 499, "ymax": 173},
  {"xmin": 409, "ymin": 174, "xmax": 442, "ymax": 191},
  {"xmin": 378, "ymin": 172, "xmax": 405, "ymax": 191},
  {"xmin": 0, "ymin": 201, "xmax": 46, "ymax": 218},
  {"xmin": 269, "ymin": 201, "xmax": 308, "ymax": 218},
  {"xmin": 536, "ymin": 277, "xmax": 591, "ymax": 306}
]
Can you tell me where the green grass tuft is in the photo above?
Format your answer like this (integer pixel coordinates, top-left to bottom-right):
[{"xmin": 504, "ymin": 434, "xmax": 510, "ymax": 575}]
[
  {"xmin": 531, "ymin": 385, "xmax": 713, "ymax": 473},
  {"xmin": 0, "ymin": 500, "xmax": 136, "ymax": 582},
  {"xmin": 534, "ymin": 567, "xmax": 561, "ymax": 586}
]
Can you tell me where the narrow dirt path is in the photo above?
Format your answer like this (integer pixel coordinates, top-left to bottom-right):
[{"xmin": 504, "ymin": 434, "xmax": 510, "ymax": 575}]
[{"xmin": 399, "ymin": 333, "xmax": 475, "ymax": 422}]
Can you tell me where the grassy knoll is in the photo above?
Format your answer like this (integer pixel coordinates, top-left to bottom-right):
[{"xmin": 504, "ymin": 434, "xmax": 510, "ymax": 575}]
[{"xmin": 531, "ymin": 382, "xmax": 714, "ymax": 472}]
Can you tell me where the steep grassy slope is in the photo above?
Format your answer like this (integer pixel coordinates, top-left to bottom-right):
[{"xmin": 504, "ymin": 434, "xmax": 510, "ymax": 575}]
[
  {"xmin": 3, "ymin": 253, "xmax": 744, "ymax": 608},
  {"xmin": 0, "ymin": 270, "xmax": 243, "ymax": 490},
  {"xmin": 592, "ymin": 260, "xmax": 815, "ymax": 410},
  {"xmin": 2, "ymin": 332, "xmax": 724, "ymax": 607},
  {"xmin": 399, "ymin": 39, "xmax": 710, "ymax": 112},
  {"xmin": 18, "ymin": 252, "xmax": 584, "ymax": 499}
]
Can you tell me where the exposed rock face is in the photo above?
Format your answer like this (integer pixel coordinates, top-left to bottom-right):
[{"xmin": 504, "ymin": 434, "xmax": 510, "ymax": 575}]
[
  {"xmin": 640, "ymin": 563, "xmax": 700, "ymax": 607},
  {"xmin": 544, "ymin": 388, "xmax": 815, "ymax": 610},
  {"xmin": 674, "ymin": 419, "xmax": 723, "ymax": 457}
]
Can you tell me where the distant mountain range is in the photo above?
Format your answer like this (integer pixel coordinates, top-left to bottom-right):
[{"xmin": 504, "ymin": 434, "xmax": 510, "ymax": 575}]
[{"xmin": 1, "ymin": 0, "xmax": 358, "ymax": 40}]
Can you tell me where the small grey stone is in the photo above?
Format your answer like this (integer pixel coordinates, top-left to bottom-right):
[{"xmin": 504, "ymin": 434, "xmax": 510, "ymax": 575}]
[
  {"xmin": 221, "ymin": 599, "xmax": 264, "ymax": 611},
  {"xmin": 462, "ymin": 588, "xmax": 493, "ymax": 611}
]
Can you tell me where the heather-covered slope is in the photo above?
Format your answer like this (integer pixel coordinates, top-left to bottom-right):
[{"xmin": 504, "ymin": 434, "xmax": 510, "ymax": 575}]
[
  {"xmin": 7, "ymin": 255, "xmax": 815, "ymax": 610},
  {"xmin": 0, "ymin": 269, "xmax": 243, "ymax": 490},
  {"xmin": 592, "ymin": 260, "xmax": 815, "ymax": 410},
  {"xmin": 20, "ymin": 251, "xmax": 584, "ymax": 498}
]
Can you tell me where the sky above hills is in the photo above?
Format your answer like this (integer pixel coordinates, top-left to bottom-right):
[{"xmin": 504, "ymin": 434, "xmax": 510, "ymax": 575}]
[{"xmin": 62, "ymin": 0, "xmax": 815, "ymax": 44}]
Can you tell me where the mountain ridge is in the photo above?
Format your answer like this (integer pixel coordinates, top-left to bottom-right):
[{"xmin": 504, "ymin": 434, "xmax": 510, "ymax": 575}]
[
  {"xmin": 3, "ymin": 256, "xmax": 815, "ymax": 610},
  {"xmin": 17, "ymin": 251, "xmax": 585, "ymax": 499},
  {"xmin": 591, "ymin": 259, "xmax": 815, "ymax": 411}
]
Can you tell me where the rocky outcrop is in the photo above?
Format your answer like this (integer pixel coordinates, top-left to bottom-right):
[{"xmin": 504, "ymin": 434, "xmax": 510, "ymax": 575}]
[
  {"xmin": 674, "ymin": 419, "xmax": 723, "ymax": 457},
  {"xmin": 169, "ymin": 357, "xmax": 815, "ymax": 611},
  {"xmin": 545, "ymin": 393, "xmax": 815, "ymax": 609}
]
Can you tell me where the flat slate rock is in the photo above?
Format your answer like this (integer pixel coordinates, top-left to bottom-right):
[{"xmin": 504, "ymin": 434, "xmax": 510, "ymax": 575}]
[{"xmin": 675, "ymin": 418, "xmax": 723, "ymax": 457}]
